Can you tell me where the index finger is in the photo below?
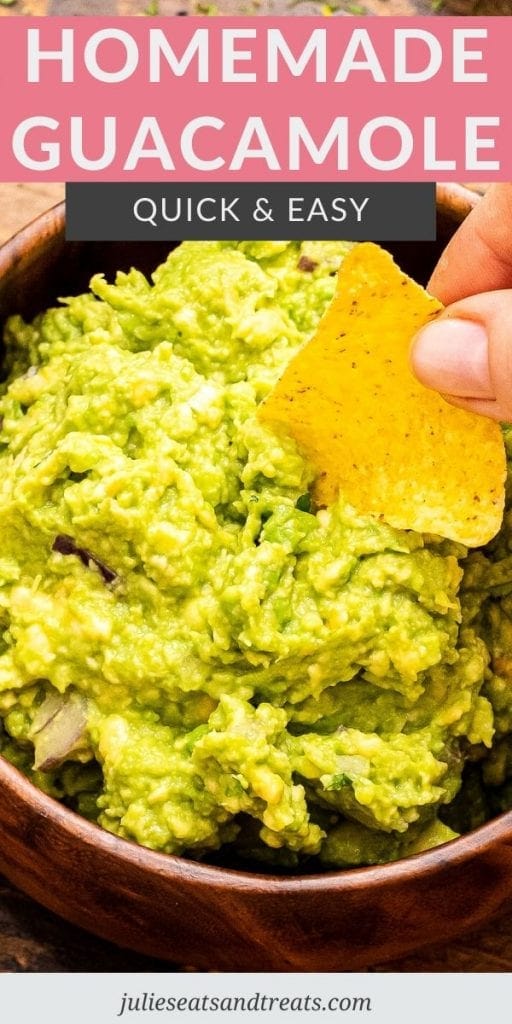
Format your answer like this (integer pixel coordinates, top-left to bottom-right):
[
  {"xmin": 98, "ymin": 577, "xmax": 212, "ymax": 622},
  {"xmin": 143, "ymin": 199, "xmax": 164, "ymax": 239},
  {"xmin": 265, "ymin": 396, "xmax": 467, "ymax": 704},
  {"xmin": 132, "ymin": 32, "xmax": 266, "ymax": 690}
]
[{"xmin": 429, "ymin": 183, "xmax": 512, "ymax": 305}]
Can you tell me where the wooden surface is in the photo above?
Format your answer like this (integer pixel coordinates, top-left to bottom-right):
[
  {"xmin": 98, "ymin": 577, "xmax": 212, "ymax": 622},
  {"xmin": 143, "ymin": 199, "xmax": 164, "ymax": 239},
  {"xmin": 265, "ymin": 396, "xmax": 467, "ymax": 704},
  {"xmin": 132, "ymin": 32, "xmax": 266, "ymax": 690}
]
[
  {"xmin": 1, "ymin": 184, "xmax": 512, "ymax": 972},
  {"xmin": 2, "ymin": 868, "xmax": 512, "ymax": 973},
  {"xmin": 0, "ymin": 185, "xmax": 64, "ymax": 248}
]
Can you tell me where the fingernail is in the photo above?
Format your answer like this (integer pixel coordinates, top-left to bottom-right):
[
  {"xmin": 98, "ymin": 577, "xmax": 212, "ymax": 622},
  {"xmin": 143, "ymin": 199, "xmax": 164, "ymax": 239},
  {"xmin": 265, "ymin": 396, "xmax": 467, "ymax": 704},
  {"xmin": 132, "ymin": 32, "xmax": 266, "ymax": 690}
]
[{"xmin": 411, "ymin": 318, "xmax": 493, "ymax": 399}]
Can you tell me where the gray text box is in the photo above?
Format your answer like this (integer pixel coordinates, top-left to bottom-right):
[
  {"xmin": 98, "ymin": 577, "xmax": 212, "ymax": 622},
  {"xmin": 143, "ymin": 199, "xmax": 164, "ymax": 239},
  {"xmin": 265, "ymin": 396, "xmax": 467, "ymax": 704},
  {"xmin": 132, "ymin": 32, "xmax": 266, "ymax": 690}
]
[{"xmin": 66, "ymin": 183, "xmax": 436, "ymax": 242}]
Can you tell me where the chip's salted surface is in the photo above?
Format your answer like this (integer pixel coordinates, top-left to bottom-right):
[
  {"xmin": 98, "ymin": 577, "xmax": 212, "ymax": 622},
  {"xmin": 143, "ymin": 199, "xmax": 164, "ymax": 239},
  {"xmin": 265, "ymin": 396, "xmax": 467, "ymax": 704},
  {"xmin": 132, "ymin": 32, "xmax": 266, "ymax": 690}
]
[{"xmin": 260, "ymin": 242, "xmax": 506, "ymax": 547}]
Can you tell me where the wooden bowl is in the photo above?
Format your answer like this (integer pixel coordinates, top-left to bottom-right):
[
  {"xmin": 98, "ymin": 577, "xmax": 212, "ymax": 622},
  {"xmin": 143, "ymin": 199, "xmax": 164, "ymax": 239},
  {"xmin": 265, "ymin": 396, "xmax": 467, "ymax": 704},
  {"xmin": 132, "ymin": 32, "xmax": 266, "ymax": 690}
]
[{"xmin": 2, "ymin": 186, "xmax": 511, "ymax": 972}]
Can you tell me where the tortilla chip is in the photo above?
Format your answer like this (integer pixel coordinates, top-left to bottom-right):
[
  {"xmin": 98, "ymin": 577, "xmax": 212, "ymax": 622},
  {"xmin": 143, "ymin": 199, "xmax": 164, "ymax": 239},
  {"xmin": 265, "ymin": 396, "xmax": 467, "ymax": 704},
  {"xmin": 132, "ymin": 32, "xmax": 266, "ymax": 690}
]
[{"xmin": 260, "ymin": 243, "xmax": 506, "ymax": 547}]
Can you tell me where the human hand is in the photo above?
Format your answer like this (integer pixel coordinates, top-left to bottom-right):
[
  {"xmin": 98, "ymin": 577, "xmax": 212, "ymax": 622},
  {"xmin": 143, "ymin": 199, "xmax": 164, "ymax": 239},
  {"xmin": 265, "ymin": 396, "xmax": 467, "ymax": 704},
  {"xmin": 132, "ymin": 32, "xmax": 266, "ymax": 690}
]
[{"xmin": 410, "ymin": 183, "xmax": 512, "ymax": 422}]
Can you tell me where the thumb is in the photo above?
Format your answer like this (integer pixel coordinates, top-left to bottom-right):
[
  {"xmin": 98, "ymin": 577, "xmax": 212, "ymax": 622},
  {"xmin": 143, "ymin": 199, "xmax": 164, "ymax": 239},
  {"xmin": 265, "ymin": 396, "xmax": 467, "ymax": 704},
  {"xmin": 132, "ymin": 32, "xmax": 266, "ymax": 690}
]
[{"xmin": 410, "ymin": 290, "xmax": 512, "ymax": 423}]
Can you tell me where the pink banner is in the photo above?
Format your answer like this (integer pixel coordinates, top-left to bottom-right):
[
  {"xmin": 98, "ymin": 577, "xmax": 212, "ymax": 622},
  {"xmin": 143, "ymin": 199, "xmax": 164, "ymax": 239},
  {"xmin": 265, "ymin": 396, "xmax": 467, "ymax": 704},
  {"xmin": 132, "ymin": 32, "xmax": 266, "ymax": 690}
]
[{"xmin": 0, "ymin": 16, "xmax": 510, "ymax": 182}]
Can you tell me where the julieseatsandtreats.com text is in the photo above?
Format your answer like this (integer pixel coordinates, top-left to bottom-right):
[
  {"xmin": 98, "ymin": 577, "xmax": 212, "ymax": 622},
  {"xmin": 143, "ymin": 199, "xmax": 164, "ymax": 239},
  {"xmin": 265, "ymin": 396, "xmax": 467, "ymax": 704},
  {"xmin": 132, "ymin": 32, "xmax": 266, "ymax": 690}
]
[{"xmin": 116, "ymin": 992, "xmax": 373, "ymax": 1017}]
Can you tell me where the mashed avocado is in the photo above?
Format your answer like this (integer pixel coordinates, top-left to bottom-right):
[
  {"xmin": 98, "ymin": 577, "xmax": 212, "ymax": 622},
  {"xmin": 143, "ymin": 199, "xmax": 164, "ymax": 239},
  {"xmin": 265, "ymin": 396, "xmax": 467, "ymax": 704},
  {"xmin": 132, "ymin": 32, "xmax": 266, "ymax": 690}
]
[{"xmin": 0, "ymin": 239, "xmax": 511, "ymax": 868}]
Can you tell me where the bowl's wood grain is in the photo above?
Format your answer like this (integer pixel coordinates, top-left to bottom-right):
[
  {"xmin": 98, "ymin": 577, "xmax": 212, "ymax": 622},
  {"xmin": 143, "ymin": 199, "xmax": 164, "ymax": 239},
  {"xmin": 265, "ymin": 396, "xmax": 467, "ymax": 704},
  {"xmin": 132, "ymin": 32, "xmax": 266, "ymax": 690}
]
[
  {"xmin": 2, "ymin": 756, "xmax": 512, "ymax": 970},
  {"xmin": 3, "ymin": 189, "xmax": 512, "ymax": 972}
]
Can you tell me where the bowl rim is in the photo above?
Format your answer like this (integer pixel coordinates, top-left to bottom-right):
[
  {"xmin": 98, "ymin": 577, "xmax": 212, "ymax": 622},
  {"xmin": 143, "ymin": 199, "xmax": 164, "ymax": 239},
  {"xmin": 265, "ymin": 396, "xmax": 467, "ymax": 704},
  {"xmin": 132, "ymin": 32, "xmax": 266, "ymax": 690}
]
[
  {"xmin": 2, "ymin": 750, "xmax": 512, "ymax": 892},
  {"xmin": 0, "ymin": 199, "xmax": 65, "ymax": 270},
  {"xmin": 1, "ymin": 190, "xmax": 510, "ymax": 897}
]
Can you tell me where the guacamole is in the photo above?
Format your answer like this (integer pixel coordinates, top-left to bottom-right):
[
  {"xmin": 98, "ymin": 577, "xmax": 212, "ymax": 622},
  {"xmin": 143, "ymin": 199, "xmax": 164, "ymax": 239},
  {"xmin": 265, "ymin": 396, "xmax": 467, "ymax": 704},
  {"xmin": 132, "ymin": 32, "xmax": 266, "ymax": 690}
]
[{"xmin": 0, "ymin": 239, "xmax": 511, "ymax": 869}]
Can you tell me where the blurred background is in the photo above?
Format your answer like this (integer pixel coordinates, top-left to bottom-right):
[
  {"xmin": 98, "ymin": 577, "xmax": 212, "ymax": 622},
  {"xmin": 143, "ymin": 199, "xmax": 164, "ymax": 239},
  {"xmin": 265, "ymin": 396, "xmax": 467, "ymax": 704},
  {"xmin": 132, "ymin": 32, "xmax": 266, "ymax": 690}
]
[{"xmin": 0, "ymin": 0, "xmax": 510, "ymax": 20}]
